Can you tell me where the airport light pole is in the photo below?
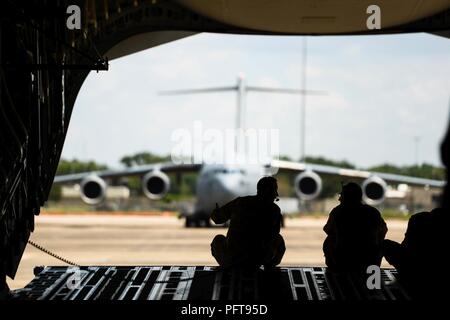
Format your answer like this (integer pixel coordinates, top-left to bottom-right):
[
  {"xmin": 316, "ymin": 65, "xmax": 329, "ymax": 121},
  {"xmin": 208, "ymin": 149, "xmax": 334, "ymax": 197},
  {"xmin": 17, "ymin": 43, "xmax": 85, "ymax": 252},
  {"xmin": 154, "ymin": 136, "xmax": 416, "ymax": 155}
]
[
  {"xmin": 300, "ymin": 37, "xmax": 307, "ymax": 163},
  {"xmin": 159, "ymin": 74, "xmax": 325, "ymax": 155},
  {"xmin": 414, "ymin": 136, "xmax": 420, "ymax": 166},
  {"xmin": 236, "ymin": 74, "xmax": 246, "ymax": 136}
]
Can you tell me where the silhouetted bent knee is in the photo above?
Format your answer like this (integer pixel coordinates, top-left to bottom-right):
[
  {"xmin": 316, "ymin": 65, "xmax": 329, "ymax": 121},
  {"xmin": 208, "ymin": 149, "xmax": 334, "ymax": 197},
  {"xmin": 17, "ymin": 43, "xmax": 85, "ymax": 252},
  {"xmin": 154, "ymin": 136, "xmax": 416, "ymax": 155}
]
[{"xmin": 211, "ymin": 233, "xmax": 285, "ymax": 268}]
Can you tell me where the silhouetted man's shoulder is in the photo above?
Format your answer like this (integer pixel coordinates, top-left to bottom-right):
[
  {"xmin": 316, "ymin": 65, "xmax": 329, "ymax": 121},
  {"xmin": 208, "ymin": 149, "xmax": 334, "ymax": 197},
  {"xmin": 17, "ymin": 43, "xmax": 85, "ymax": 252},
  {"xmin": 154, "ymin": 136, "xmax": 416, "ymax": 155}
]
[
  {"xmin": 240, "ymin": 195, "xmax": 256, "ymax": 202},
  {"xmin": 404, "ymin": 211, "xmax": 441, "ymax": 239},
  {"xmin": 329, "ymin": 204, "xmax": 343, "ymax": 215},
  {"xmin": 361, "ymin": 203, "xmax": 380, "ymax": 212},
  {"xmin": 408, "ymin": 211, "xmax": 430, "ymax": 228},
  {"xmin": 430, "ymin": 208, "xmax": 450, "ymax": 227},
  {"xmin": 361, "ymin": 204, "xmax": 385, "ymax": 227},
  {"xmin": 235, "ymin": 195, "xmax": 257, "ymax": 207},
  {"xmin": 271, "ymin": 201, "xmax": 281, "ymax": 212},
  {"xmin": 361, "ymin": 204, "xmax": 382, "ymax": 217},
  {"xmin": 410, "ymin": 211, "xmax": 430, "ymax": 220}
]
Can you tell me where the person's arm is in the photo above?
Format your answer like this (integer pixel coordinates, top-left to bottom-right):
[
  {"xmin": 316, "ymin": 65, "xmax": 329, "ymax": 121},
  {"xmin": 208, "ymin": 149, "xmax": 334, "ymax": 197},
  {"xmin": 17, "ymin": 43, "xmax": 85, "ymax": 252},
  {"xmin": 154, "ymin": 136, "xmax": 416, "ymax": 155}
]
[
  {"xmin": 401, "ymin": 213, "xmax": 422, "ymax": 248},
  {"xmin": 323, "ymin": 207, "xmax": 337, "ymax": 235},
  {"xmin": 211, "ymin": 198, "xmax": 237, "ymax": 224},
  {"xmin": 272, "ymin": 205, "xmax": 282, "ymax": 235},
  {"xmin": 366, "ymin": 206, "xmax": 388, "ymax": 244},
  {"xmin": 378, "ymin": 209, "xmax": 388, "ymax": 241}
]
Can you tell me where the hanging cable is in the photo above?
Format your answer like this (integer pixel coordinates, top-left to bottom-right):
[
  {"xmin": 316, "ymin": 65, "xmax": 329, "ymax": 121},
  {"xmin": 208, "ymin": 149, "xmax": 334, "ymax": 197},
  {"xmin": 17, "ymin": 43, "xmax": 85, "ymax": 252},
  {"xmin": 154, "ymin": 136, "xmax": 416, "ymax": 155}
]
[
  {"xmin": 27, "ymin": 239, "xmax": 268, "ymax": 285},
  {"xmin": 27, "ymin": 239, "xmax": 80, "ymax": 267}
]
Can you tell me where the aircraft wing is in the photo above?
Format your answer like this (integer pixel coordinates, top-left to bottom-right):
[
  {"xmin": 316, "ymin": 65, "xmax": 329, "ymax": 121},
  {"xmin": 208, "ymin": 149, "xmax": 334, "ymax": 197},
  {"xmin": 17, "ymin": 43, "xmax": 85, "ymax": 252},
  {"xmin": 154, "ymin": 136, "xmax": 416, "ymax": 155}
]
[
  {"xmin": 270, "ymin": 159, "xmax": 445, "ymax": 188},
  {"xmin": 53, "ymin": 162, "xmax": 202, "ymax": 184}
]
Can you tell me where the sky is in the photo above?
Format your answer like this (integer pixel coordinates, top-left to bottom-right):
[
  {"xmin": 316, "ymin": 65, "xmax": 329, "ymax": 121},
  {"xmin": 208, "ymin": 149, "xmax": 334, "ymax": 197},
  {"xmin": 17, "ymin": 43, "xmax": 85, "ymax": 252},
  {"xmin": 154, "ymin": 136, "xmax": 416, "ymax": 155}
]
[{"xmin": 61, "ymin": 32, "xmax": 450, "ymax": 170}]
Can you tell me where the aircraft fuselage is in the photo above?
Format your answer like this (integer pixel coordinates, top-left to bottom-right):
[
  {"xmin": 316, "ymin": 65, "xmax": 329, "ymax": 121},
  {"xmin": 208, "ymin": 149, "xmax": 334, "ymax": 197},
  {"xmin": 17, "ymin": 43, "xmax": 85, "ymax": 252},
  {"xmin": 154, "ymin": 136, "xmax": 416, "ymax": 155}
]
[{"xmin": 192, "ymin": 163, "xmax": 269, "ymax": 220}]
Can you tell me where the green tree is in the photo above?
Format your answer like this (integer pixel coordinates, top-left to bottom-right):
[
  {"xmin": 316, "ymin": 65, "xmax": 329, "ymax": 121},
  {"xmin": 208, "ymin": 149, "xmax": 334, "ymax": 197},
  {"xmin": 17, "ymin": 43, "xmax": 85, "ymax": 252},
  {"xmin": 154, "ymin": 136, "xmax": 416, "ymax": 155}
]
[
  {"xmin": 56, "ymin": 159, "xmax": 108, "ymax": 174},
  {"xmin": 304, "ymin": 156, "xmax": 356, "ymax": 169},
  {"xmin": 278, "ymin": 155, "xmax": 293, "ymax": 161},
  {"xmin": 48, "ymin": 185, "xmax": 62, "ymax": 201},
  {"xmin": 120, "ymin": 152, "xmax": 171, "ymax": 167},
  {"xmin": 368, "ymin": 163, "xmax": 445, "ymax": 181},
  {"xmin": 49, "ymin": 158, "xmax": 109, "ymax": 201}
]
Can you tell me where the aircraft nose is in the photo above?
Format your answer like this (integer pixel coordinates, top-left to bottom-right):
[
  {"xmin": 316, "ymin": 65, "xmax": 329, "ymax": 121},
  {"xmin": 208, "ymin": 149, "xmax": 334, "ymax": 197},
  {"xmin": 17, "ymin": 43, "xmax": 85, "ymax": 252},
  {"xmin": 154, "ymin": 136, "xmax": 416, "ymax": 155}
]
[{"xmin": 215, "ymin": 175, "xmax": 245, "ymax": 200}]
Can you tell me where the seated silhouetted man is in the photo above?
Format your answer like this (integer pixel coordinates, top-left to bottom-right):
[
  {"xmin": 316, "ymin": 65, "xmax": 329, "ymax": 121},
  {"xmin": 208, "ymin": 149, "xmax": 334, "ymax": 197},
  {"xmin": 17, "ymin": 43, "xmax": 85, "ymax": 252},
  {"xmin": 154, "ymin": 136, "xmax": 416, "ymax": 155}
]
[
  {"xmin": 323, "ymin": 182, "xmax": 387, "ymax": 273},
  {"xmin": 383, "ymin": 208, "xmax": 448, "ymax": 298},
  {"xmin": 210, "ymin": 176, "xmax": 285, "ymax": 270}
]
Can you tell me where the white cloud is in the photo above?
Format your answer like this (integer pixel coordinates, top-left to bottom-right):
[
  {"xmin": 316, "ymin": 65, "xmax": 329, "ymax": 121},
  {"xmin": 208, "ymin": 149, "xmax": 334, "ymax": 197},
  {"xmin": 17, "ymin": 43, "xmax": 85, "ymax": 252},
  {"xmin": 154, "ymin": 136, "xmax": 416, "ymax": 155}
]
[{"xmin": 62, "ymin": 33, "xmax": 450, "ymax": 169}]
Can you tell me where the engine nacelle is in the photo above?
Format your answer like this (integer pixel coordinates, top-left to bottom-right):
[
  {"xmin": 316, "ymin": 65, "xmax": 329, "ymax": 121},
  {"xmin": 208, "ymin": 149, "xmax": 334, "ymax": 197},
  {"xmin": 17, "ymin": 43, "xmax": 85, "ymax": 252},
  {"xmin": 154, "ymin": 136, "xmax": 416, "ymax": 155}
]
[
  {"xmin": 142, "ymin": 170, "xmax": 170, "ymax": 200},
  {"xmin": 362, "ymin": 176, "xmax": 387, "ymax": 205},
  {"xmin": 80, "ymin": 175, "xmax": 107, "ymax": 205},
  {"xmin": 294, "ymin": 171, "xmax": 322, "ymax": 200}
]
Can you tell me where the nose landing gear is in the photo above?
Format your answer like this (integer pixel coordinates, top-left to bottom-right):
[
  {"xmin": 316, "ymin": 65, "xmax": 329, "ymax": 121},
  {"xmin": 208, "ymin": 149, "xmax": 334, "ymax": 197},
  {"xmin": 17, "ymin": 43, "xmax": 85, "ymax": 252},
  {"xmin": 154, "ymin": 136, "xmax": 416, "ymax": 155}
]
[{"xmin": 185, "ymin": 213, "xmax": 212, "ymax": 228}]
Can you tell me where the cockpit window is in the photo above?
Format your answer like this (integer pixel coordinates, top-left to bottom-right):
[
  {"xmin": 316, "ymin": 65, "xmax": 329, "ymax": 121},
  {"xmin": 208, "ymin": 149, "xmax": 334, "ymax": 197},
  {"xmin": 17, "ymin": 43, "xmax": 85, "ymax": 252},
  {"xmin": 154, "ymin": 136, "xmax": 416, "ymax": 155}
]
[{"xmin": 214, "ymin": 168, "xmax": 246, "ymax": 174}]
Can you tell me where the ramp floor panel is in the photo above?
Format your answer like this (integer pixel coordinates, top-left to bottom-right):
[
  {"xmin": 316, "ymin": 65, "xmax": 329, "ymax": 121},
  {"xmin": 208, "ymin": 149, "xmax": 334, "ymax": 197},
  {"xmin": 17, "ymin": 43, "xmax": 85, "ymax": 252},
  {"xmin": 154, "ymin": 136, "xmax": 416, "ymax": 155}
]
[{"xmin": 13, "ymin": 266, "xmax": 410, "ymax": 300}]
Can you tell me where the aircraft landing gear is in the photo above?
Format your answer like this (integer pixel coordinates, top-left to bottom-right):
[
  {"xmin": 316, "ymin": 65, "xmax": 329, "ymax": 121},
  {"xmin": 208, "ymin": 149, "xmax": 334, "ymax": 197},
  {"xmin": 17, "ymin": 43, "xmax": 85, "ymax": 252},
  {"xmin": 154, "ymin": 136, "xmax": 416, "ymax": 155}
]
[
  {"xmin": 185, "ymin": 215, "xmax": 211, "ymax": 228},
  {"xmin": 185, "ymin": 216, "xmax": 196, "ymax": 228}
]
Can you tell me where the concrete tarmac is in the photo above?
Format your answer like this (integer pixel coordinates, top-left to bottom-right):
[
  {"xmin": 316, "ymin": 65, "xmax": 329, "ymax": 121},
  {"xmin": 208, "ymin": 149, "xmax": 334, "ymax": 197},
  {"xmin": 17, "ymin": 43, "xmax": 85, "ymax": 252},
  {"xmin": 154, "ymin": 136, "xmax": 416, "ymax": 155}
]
[{"xmin": 7, "ymin": 214, "xmax": 408, "ymax": 290}]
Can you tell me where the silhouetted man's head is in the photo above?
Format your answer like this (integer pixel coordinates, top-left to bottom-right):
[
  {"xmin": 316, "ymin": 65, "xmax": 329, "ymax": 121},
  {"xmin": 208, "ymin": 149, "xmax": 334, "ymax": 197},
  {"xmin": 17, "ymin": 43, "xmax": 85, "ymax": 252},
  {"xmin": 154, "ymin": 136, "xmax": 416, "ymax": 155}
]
[
  {"xmin": 430, "ymin": 207, "xmax": 446, "ymax": 217},
  {"xmin": 339, "ymin": 182, "xmax": 363, "ymax": 205},
  {"xmin": 440, "ymin": 123, "xmax": 450, "ymax": 209},
  {"xmin": 257, "ymin": 176, "xmax": 278, "ymax": 202}
]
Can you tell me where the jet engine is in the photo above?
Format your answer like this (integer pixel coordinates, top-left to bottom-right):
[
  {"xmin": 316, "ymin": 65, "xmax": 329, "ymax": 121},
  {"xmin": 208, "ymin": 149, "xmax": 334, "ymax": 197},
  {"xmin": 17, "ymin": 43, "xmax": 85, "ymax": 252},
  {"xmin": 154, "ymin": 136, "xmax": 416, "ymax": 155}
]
[
  {"xmin": 294, "ymin": 171, "xmax": 322, "ymax": 200},
  {"xmin": 362, "ymin": 176, "xmax": 387, "ymax": 205},
  {"xmin": 142, "ymin": 170, "xmax": 170, "ymax": 200},
  {"xmin": 80, "ymin": 175, "xmax": 107, "ymax": 205}
]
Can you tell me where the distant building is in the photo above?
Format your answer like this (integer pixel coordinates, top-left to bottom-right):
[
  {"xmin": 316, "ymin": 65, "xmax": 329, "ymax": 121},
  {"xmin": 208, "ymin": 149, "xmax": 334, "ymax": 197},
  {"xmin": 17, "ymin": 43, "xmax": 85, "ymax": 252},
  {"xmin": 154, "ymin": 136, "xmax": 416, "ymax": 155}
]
[
  {"xmin": 383, "ymin": 184, "xmax": 441, "ymax": 213},
  {"xmin": 61, "ymin": 185, "xmax": 130, "ymax": 200}
]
